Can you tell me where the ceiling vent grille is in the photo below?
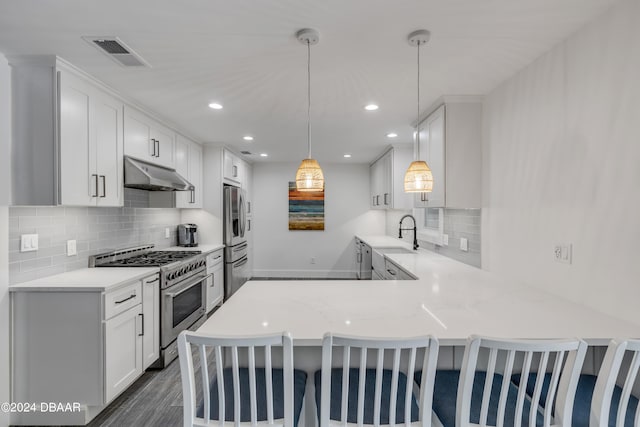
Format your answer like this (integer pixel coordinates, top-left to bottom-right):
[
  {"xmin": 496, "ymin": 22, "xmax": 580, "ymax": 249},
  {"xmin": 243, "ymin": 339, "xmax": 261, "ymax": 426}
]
[
  {"xmin": 82, "ymin": 36, "xmax": 150, "ymax": 68},
  {"xmin": 240, "ymin": 151, "xmax": 252, "ymax": 155}
]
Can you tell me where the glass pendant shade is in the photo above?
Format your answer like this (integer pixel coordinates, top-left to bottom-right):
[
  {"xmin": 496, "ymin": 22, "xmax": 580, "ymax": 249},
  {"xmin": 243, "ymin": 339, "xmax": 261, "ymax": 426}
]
[
  {"xmin": 404, "ymin": 160, "xmax": 433, "ymax": 192},
  {"xmin": 295, "ymin": 158, "xmax": 324, "ymax": 191}
]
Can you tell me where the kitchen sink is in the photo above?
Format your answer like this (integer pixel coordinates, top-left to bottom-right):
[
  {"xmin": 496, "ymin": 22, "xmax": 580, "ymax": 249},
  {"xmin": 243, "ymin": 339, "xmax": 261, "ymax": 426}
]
[{"xmin": 376, "ymin": 247, "xmax": 416, "ymax": 255}]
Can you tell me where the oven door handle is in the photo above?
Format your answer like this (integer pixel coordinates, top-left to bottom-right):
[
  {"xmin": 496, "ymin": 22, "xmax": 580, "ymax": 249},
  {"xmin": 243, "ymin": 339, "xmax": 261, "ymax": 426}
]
[{"xmin": 164, "ymin": 274, "xmax": 207, "ymax": 298}]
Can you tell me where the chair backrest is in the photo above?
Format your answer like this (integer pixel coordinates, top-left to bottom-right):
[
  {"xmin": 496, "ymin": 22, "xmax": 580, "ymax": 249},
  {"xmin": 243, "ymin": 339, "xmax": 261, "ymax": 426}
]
[
  {"xmin": 590, "ymin": 339, "xmax": 640, "ymax": 427},
  {"xmin": 319, "ymin": 333, "xmax": 439, "ymax": 427},
  {"xmin": 456, "ymin": 335, "xmax": 587, "ymax": 427},
  {"xmin": 178, "ymin": 330, "xmax": 295, "ymax": 427}
]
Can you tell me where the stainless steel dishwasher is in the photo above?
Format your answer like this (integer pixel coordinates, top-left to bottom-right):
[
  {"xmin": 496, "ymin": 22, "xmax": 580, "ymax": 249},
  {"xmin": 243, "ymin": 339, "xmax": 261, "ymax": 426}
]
[{"xmin": 355, "ymin": 238, "xmax": 372, "ymax": 280}]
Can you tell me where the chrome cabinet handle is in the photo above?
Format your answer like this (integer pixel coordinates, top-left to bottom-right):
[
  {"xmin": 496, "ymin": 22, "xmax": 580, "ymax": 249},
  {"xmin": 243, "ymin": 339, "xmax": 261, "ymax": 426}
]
[
  {"xmin": 100, "ymin": 175, "xmax": 106, "ymax": 197},
  {"xmin": 150, "ymin": 139, "xmax": 156, "ymax": 157},
  {"xmin": 138, "ymin": 313, "xmax": 144, "ymax": 336},
  {"xmin": 115, "ymin": 294, "xmax": 136, "ymax": 304},
  {"xmin": 232, "ymin": 165, "xmax": 238, "ymax": 177},
  {"xmin": 145, "ymin": 277, "xmax": 159, "ymax": 284},
  {"xmin": 386, "ymin": 269, "xmax": 397, "ymax": 276},
  {"xmin": 91, "ymin": 174, "xmax": 99, "ymax": 197},
  {"xmin": 190, "ymin": 189, "xmax": 195, "ymax": 204},
  {"xmin": 156, "ymin": 139, "xmax": 160, "ymax": 158},
  {"xmin": 376, "ymin": 195, "xmax": 380, "ymax": 206},
  {"xmin": 384, "ymin": 193, "xmax": 389, "ymax": 205}
]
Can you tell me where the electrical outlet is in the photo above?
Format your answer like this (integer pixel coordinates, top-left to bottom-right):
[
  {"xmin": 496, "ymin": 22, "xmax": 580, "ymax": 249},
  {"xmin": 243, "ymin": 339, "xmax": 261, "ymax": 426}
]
[
  {"xmin": 165, "ymin": 227, "xmax": 170, "ymax": 239},
  {"xmin": 20, "ymin": 234, "xmax": 38, "ymax": 252},
  {"xmin": 442, "ymin": 234, "xmax": 449, "ymax": 246},
  {"xmin": 554, "ymin": 244, "xmax": 572, "ymax": 264},
  {"xmin": 66, "ymin": 240, "xmax": 77, "ymax": 256},
  {"xmin": 310, "ymin": 257, "xmax": 316, "ymax": 264},
  {"xmin": 460, "ymin": 237, "xmax": 468, "ymax": 252}
]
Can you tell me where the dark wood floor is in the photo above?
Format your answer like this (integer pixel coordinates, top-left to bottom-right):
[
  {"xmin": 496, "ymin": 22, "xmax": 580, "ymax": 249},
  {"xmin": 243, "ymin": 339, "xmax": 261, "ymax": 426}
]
[{"xmin": 87, "ymin": 358, "xmax": 185, "ymax": 427}]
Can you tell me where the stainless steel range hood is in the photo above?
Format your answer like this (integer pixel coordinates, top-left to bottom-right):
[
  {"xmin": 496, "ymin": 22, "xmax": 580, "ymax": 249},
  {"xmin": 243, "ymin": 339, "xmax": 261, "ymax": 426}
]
[{"xmin": 124, "ymin": 156, "xmax": 193, "ymax": 191}]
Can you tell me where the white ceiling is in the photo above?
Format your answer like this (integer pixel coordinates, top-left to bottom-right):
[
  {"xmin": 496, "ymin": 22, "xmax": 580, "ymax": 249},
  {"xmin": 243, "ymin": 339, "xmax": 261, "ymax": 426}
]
[{"xmin": 0, "ymin": 0, "xmax": 618, "ymax": 163}]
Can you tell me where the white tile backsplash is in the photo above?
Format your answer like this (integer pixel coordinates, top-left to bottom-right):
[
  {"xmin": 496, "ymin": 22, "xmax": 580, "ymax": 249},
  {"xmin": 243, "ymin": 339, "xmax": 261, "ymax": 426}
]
[{"xmin": 8, "ymin": 188, "xmax": 181, "ymax": 284}]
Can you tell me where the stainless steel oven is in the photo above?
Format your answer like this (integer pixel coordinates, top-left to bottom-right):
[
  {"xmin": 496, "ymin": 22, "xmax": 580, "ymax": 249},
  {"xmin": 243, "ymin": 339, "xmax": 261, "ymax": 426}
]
[{"xmin": 161, "ymin": 272, "xmax": 206, "ymax": 348}]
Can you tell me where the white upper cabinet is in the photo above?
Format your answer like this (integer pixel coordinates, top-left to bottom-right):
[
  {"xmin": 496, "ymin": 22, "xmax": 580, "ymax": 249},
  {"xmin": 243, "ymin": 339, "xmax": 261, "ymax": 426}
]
[
  {"xmin": 413, "ymin": 97, "xmax": 482, "ymax": 208},
  {"xmin": 369, "ymin": 146, "xmax": 413, "ymax": 210},
  {"xmin": 59, "ymin": 72, "xmax": 124, "ymax": 207},
  {"xmin": 223, "ymin": 149, "xmax": 245, "ymax": 185},
  {"xmin": 9, "ymin": 56, "xmax": 123, "ymax": 206},
  {"xmin": 175, "ymin": 135, "xmax": 203, "ymax": 209},
  {"xmin": 124, "ymin": 106, "xmax": 175, "ymax": 169}
]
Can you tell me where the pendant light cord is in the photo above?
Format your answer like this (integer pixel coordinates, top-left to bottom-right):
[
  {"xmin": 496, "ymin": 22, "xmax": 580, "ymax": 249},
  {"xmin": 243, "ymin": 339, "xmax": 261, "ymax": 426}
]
[
  {"xmin": 307, "ymin": 40, "xmax": 312, "ymax": 159},
  {"xmin": 416, "ymin": 40, "xmax": 421, "ymax": 158}
]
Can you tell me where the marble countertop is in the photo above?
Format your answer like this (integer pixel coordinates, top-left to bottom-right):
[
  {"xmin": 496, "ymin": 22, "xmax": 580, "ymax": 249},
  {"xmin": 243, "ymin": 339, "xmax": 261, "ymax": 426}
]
[
  {"xmin": 197, "ymin": 235, "xmax": 639, "ymax": 346},
  {"xmin": 9, "ymin": 267, "xmax": 160, "ymax": 292}
]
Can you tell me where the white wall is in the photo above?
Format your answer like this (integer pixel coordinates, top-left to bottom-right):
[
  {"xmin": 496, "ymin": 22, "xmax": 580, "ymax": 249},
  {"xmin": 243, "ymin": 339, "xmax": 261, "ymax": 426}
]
[
  {"xmin": 0, "ymin": 53, "xmax": 11, "ymax": 427},
  {"xmin": 253, "ymin": 162, "xmax": 385, "ymax": 278},
  {"xmin": 482, "ymin": 0, "xmax": 640, "ymax": 326}
]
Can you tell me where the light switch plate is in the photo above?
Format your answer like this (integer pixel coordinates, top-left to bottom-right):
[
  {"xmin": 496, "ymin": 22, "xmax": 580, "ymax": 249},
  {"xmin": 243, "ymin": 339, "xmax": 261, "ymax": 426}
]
[
  {"xmin": 554, "ymin": 244, "xmax": 572, "ymax": 264},
  {"xmin": 20, "ymin": 234, "xmax": 38, "ymax": 252},
  {"xmin": 460, "ymin": 237, "xmax": 469, "ymax": 252},
  {"xmin": 67, "ymin": 240, "xmax": 77, "ymax": 256},
  {"xmin": 442, "ymin": 234, "xmax": 449, "ymax": 246},
  {"xmin": 165, "ymin": 227, "xmax": 170, "ymax": 239}
]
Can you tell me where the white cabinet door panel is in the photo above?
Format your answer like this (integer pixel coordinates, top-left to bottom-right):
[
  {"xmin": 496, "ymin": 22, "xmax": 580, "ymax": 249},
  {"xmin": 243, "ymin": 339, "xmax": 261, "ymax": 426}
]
[
  {"xmin": 59, "ymin": 73, "xmax": 94, "ymax": 206},
  {"xmin": 94, "ymin": 93, "xmax": 123, "ymax": 206},
  {"xmin": 142, "ymin": 274, "xmax": 160, "ymax": 370},
  {"xmin": 104, "ymin": 304, "xmax": 143, "ymax": 403}
]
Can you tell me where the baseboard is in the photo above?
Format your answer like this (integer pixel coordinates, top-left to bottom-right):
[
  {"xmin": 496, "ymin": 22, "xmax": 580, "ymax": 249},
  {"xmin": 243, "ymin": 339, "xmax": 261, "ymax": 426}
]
[{"xmin": 252, "ymin": 269, "xmax": 357, "ymax": 280}]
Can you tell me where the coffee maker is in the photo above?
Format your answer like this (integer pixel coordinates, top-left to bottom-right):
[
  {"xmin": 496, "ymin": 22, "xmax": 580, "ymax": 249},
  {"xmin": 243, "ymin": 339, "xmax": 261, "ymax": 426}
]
[{"xmin": 177, "ymin": 223, "xmax": 198, "ymax": 247}]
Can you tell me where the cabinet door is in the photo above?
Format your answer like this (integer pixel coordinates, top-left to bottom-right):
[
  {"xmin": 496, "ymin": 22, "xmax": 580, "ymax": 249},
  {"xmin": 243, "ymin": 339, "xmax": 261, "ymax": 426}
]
[
  {"xmin": 206, "ymin": 269, "xmax": 224, "ymax": 313},
  {"xmin": 94, "ymin": 92, "xmax": 124, "ymax": 207},
  {"xmin": 59, "ymin": 71, "xmax": 95, "ymax": 206},
  {"xmin": 142, "ymin": 275, "xmax": 160, "ymax": 370},
  {"xmin": 104, "ymin": 304, "xmax": 143, "ymax": 403},
  {"xmin": 381, "ymin": 151, "xmax": 393, "ymax": 207},
  {"xmin": 151, "ymin": 125, "xmax": 175, "ymax": 169},
  {"xmin": 124, "ymin": 108, "xmax": 153, "ymax": 162},
  {"xmin": 174, "ymin": 136, "xmax": 190, "ymax": 208},
  {"xmin": 189, "ymin": 143, "xmax": 203, "ymax": 208},
  {"xmin": 223, "ymin": 150, "xmax": 241, "ymax": 183},
  {"xmin": 415, "ymin": 105, "xmax": 445, "ymax": 207}
]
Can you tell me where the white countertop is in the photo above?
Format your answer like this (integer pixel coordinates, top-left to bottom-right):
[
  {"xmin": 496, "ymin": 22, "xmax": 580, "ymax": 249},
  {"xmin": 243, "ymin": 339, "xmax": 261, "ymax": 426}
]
[
  {"xmin": 198, "ymin": 236, "xmax": 639, "ymax": 346},
  {"xmin": 9, "ymin": 267, "xmax": 160, "ymax": 292},
  {"xmin": 165, "ymin": 243, "xmax": 224, "ymax": 253}
]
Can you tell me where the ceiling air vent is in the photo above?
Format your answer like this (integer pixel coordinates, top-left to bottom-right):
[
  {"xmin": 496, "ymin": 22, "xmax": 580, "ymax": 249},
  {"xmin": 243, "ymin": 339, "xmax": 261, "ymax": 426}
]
[
  {"xmin": 82, "ymin": 36, "xmax": 151, "ymax": 68},
  {"xmin": 240, "ymin": 151, "xmax": 252, "ymax": 155}
]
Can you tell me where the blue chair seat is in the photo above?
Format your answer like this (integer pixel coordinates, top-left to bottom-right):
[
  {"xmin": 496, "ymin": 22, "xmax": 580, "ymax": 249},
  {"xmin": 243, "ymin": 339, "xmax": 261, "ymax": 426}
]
[
  {"xmin": 314, "ymin": 368, "xmax": 419, "ymax": 424},
  {"xmin": 512, "ymin": 373, "xmax": 640, "ymax": 427},
  {"xmin": 196, "ymin": 367, "xmax": 307, "ymax": 427},
  {"xmin": 416, "ymin": 370, "xmax": 544, "ymax": 427}
]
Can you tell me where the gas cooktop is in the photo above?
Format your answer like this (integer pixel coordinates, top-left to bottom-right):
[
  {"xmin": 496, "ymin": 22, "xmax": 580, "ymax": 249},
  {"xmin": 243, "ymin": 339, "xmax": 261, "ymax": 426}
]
[{"xmin": 98, "ymin": 250, "xmax": 201, "ymax": 267}]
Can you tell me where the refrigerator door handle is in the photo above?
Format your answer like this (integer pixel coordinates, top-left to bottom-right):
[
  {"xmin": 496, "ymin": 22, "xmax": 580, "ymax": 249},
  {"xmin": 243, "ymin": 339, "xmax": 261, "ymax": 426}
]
[{"xmin": 239, "ymin": 191, "xmax": 246, "ymax": 238}]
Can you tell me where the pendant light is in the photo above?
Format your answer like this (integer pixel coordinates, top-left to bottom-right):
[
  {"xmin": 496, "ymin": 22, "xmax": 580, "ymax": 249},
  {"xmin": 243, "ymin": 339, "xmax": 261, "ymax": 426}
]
[
  {"xmin": 404, "ymin": 30, "xmax": 434, "ymax": 193},
  {"xmin": 295, "ymin": 28, "xmax": 324, "ymax": 192}
]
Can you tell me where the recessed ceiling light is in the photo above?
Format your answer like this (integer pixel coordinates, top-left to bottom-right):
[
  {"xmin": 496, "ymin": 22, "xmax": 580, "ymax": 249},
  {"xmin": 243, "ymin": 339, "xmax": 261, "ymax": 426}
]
[
  {"xmin": 364, "ymin": 104, "xmax": 379, "ymax": 111},
  {"xmin": 260, "ymin": 153, "xmax": 268, "ymax": 157},
  {"xmin": 386, "ymin": 132, "xmax": 398, "ymax": 138},
  {"xmin": 343, "ymin": 154, "xmax": 352, "ymax": 158},
  {"xmin": 208, "ymin": 102, "xmax": 223, "ymax": 110},
  {"xmin": 243, "ymin": 136, "xmax": 254, "ymax": 141}
]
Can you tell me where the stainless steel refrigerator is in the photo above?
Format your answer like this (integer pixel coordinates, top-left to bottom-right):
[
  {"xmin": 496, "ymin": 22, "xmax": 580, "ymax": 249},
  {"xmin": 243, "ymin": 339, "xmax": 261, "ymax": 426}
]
[{"xmin": 223, "ymin": 185, "xmax": 250, "ymax": 299}]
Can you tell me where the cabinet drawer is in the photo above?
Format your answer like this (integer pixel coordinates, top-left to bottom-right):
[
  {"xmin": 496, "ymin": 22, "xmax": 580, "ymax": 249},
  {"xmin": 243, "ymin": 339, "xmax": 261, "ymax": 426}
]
[
  {"xmin": 105, "ymin": 281, "xmax": 142, "ymax": 320},
  {"xmin": 384, "ymin": 259, "xmax": 417, "ymax": 281},
  {"xmin": 206, "ymin": 249, "xmax": 224, "ymax": 271}
]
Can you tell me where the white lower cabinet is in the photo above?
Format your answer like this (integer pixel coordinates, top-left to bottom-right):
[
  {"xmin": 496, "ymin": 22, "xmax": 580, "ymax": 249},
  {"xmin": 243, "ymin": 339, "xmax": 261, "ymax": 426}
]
[
  {"xmin": 142, "ymin": 274, "xmax": 160, "ymax": 369},
  {"xmin": 104, "ymin": 303, "xmax": 143, "ymax": 403},
  {"xmin": 10, "ymin": 272, "xmax": 160, "ymax": 426},
  {"xmin": 206, "ymin": 249, "xmax": 224, "ymax": 312},
  {"xmin": 384, "ymin": 258, "xmax": 417, "ymax": 280}
]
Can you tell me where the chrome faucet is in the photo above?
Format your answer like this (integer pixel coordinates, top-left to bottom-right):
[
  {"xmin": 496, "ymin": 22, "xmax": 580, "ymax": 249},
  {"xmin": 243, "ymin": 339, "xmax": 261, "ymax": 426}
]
[{"xmin": 399, "ymin": 214, "xmax": 419, "ymax": 250}]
